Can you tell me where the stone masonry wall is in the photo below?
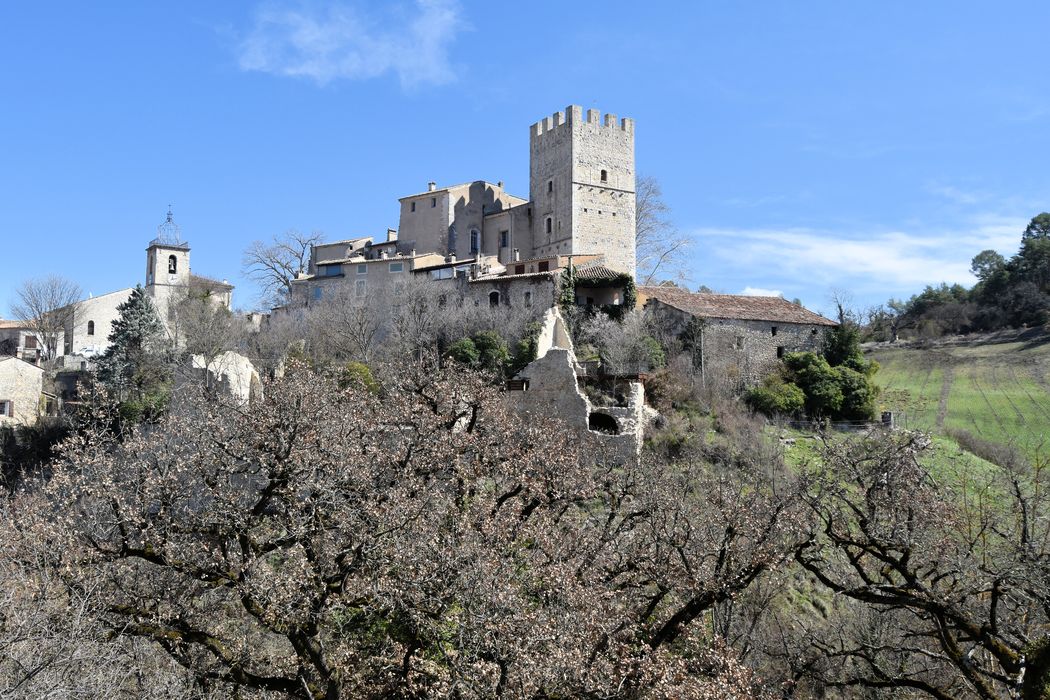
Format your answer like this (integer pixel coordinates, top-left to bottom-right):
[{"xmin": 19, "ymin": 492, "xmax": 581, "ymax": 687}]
[{"xmin": 0, "ymin": 358, "xmax": 44, "ymax": 426}]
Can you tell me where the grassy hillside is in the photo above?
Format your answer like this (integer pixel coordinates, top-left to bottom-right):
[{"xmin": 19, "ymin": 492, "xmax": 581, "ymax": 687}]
[{"xmin": 867, "ymin": 329, "xmax": 1050, "ymax": 460}]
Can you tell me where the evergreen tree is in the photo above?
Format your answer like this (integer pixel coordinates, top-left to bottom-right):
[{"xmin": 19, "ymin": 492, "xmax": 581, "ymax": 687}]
[{"xmin": 95, "ymin": 285, "xmax": 171, "ymax": 421}]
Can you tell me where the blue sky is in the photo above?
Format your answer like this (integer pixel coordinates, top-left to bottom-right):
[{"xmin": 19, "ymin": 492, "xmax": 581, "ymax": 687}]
[{"xmin": 1, "ymin": 1, "xmax": 1048, "ymax": 318}]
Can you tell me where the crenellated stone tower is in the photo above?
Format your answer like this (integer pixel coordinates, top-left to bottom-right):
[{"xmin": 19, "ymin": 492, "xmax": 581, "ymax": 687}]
[{"xmin": 529, "ymin": 105, "xmax": 636, "ymax": 277}]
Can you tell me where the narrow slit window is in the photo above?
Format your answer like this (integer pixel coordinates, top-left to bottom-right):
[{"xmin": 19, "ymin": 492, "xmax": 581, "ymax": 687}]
[
  {"xmin": 600, "ymin": 169, "xmax": 608, "ymax": 183},
  {"xmin": 87, "ymin": 321, "xmax": 95, "ymax": 336}
]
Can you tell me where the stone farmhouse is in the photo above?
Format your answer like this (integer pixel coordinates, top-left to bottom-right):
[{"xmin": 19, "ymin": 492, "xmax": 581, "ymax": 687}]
[{"xmin": 640, "ymin": 286, "xmax": 837, "ymax": 387}]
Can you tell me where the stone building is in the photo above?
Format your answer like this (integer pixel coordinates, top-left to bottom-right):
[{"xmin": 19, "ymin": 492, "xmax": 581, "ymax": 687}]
[
  {"xmin": 0, "ymin": 357, "xmax": 45, "ymax": 426},
  {"xmin": 639, "ymin": 286, "xmax": 837, "ymax": 388},
  {"xmin": 391, "ymin": 105, "xmax": 636, "ymax": 278},
  {"xmin": 0, "ymin": 320, "xmax": 41, "ymax": 361}
]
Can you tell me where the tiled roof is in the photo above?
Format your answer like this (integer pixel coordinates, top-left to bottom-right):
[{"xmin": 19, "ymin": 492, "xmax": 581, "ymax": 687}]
[
  {"xmin": 574, "ymin": 262, "xmax": 623, "ymax": 281},
  {"xmin": 0, "ymin": 320, "xmax": 30, "ymax": 329},
  {"xmin": 640, "ymin": 286, "xmax": 837, "ymax": 326},
  {"xmin": 472, "ymin": 271, "xmax": 557, "ymax": 282}
]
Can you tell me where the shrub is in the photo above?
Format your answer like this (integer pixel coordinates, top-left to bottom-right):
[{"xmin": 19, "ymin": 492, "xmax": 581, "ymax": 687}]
[
  {"xmin": 447, "ymin": 337, "xmax": 480, "ymax": 366},
  {"xmin": 745, "ymin": 376, "xmax": 805, "ymax": 416},
  {"xmin": 339, "ymin": 361, "xmax": 380, "ymax": 394}
]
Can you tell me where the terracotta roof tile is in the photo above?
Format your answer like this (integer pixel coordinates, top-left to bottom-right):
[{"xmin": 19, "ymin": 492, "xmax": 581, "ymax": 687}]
[
  {"xmin": 640, "ymin": 286, "xmax": 836, "ymax": 326},
  {"xmin": 574, "ymin": 262, "xmax": 623, "ymax": 281}
]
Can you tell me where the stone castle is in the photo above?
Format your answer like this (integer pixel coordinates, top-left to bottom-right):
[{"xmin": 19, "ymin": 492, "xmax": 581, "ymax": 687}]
[{"xmin": 394, "ymin": 106, "xmax": 637, "ymax": 277}]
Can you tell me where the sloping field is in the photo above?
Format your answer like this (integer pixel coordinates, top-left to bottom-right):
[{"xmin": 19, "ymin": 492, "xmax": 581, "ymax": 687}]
[{"xmin": 869, "ymin": 331, "xmax": 1050, "ymax": 460}]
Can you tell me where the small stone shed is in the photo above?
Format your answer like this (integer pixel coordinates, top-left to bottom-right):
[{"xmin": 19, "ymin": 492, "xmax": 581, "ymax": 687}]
[{"xmin": 639, "ymin": 286, "xmax": 837, "ymax": 388}]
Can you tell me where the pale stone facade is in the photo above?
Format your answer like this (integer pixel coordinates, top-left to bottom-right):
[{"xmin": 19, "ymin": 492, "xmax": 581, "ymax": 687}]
[{"xmin": 0, "ymin": 357, "xmax": 45, "ymax": 426}]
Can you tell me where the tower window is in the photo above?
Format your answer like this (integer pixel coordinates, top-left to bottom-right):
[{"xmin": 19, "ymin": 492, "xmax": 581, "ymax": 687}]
[
  {"xmin": 489, "ymin": 291, "xmax": 500, "ymax": 307},
  {"xmin": 168, "ymin": 255, "xmax": 177, "ymax": 274},
  {"xmin": 431, "ymin": 197, "xmax": 436, "ymax": 208},
  {"xmin": 470, "ymin": 229, "xmax": 480, "ymax": 253},
  {"xmin": 87, "ymin": 321, "xmax": 95, "ymax": 336},
  {"xmin": 600, "ymin": 169, "xmax": 608, "ymax": 183},
  {"xmin": 411, "ymin": 201, "xmax": 416, "ymax": 212},
  {"xmin": 545, "ymin": 217, "xmax": 552, "ymax": 234},
  {"xmin": 500, "ymin": 230, "xmax": 509, "ymax": 248},
  {"xmin": 771, "ymin": 326, "xmax": 778, "ymax": 337},
  {"xmin": 547, "ymin": 180, "xmax": 553, "ymax": 193}
]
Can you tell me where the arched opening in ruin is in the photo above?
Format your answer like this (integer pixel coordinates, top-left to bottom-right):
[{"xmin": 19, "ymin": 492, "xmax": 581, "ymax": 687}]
[{"xmin": 588, "ymin": 412, "xmax": 619, "ymax": 435}]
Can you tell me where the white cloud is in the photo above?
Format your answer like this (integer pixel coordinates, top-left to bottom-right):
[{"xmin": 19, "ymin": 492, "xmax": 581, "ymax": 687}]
[
  {"xmin": 694, "ymin": 215, "xmax": 1026, "ymax": 293},
  {"xmin": 741, "ymin": 286, "xmax": 783, "ymax": 297},
  {"xmin": 237, "ymin": 0, "xmax": 463, "ymax": 87}
]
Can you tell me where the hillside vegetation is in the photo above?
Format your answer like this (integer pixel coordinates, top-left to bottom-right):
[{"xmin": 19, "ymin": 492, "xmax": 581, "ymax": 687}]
[{"xmin": 868, "ymin": 329, "xmax": 1050, "ymax": 460}]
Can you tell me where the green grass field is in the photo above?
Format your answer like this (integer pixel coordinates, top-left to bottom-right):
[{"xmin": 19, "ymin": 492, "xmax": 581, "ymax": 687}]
[{"xmin": 868, "ymin": 332, "xmax": 1050, "ymax": 461}]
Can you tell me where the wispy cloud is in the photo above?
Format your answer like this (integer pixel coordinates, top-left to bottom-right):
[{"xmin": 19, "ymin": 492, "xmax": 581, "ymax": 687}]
[
  {"xmin": 237, "ymin": 0, "xmax": 463, "ymax": 87},
  {"xmin": 694, "ymin": 215, "xmax": 1025, "ymax": 294},
  {"xmin": 741, "ymin": 286, "xmax": 783, "ymax": 298}
]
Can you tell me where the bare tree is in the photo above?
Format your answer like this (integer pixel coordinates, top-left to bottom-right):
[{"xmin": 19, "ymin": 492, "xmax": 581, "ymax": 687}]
[
  {"xmin": 635, "ymin": 175, "xmax": 690, "ymax": 286},
  {"xmin": 9, "ymin": 274, "xmax": 82, "ymax": 360},
  {"xmin": 3, "ymin": 360, "xmax": 806, "ymax": 698},
  {"xmin": 243, "ymin": 230, "xmax": 323, "ymax": 307}
]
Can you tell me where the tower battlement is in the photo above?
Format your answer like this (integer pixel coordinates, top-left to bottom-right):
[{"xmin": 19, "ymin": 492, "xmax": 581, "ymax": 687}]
[{"xmin": 530, "ymin": 105, "xmax": 634, "ymax": 140}]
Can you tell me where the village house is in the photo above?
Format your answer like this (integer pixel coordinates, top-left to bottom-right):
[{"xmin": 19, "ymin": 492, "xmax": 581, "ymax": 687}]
[
  {"xmin": 639, "ymin": 286, "xmax": 837, "ymax": 388},
  {"xmin": 0, "ymin": 357, "xmax": 46, "ymax": 426},
  {"xmin": 0, "ymin": 320, "xmax": 41, "ymax": 361}
]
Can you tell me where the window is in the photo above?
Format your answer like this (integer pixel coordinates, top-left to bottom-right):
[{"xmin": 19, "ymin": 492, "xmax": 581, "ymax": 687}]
[
  {"xmin": 0, "ymin": 401, "xmax": 11, "ymax": 418},
  {"xmin": 771, "ymin": 326, "xmax": 778, "ymax": 337},
  {"xmin": 514, "ymin": 264, "xmax": 525, "ymax": 275},
  {"xmin": 323, "ymin": 265, "xmax": 341, "ymax": 276},
  {"xmin": 355, "ymin": 280, "xmax": 366, "ymax": 297},
  {"xmin": 735, "ymin": 336, "xmax": 744, "ymax": 350},
  {"xmin": 24, "ymin": 336, "xmax": 37, "ymax": 349},
  {"xmin": 538, "ymin": 261, "xmax": 549, "ymax": 272},
  {"xmin": 600, "ymin": 169, "xmax": 608, "ymax": 183},
  {"xmin": 777, "ymin": 346, "xmax": 785, "ymax": 358},
  {"xmin": 500, "ymin": 230, "xmax": 509, "ymax": 248},
  {"xmin": 489, "ymin": 291, "xmax": 500, "ymax": 307},
  {"xmin": 313, "ymin": 287, "xmax": 323, "ymax": 301},
  {"xmin": 470, "ymin": 229, "xmax": 480, "ymax": 254},
  {"xmin": 357, "ymin": 264, "xmax": 367, "ymax": 275},
  {"xmin": 431, "ymin": 197, "xmax": 436, "ymax": 208},
  {"xmin": 411, "ymin": 201, "xmax": 416, "ymax": 212},
  {"xmin": 547, "ymin": 180, "xmax": 553, "ymax": 194},
  {"xmin": 545, "ymin": 217, "xmax": 552, "ymax": 234},
  {"xmin": 388, "ymin": 261, "xmax": 404, "ymax": 273},
  {"xmin": 524, "ymin": 291, "xmax": 532, "ymax": 307},
  {"xmin": 811, "ymin": 328, "xmax": 818, "ymax": 335},
  {"xmin": 87, "ymin": 321, "xmax": 95, "ymax": 336},
  {"xmin": 168, "ymin": 254, "xmax": 177, "ymax": 274}
]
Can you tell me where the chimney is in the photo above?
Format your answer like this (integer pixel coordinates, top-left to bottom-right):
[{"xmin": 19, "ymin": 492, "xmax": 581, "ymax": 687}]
[
  {"xmin": 513, "ymin": 248, "xmax": 520, "ymax": 262},
  {"xmin": 427, "ymin": 181, "xmax": 436, "ymax": 192},
  {"xmin": 497, "ymin": 180, "xmax": 504, "ymax": 188},
  {"xmin": 386, "ymin": 228, "xmax": 397, "ymax": 242}
]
